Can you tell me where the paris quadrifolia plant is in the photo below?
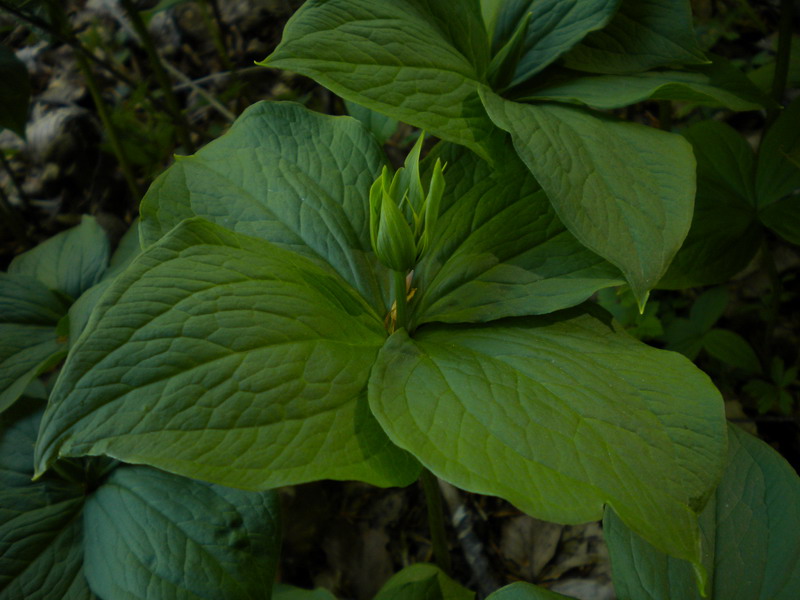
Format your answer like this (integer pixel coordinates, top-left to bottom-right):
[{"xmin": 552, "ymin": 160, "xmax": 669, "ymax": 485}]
[{"xmin": 2, "ymin": 1, "xmax": 799, "ymax": 599}]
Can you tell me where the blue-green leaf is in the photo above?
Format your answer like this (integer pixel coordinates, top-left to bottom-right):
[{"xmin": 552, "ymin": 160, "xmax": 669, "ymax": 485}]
[
  {"xmin": 605, "ymin": 424, "xmax": 800, "ymax": 599},
  {"xmin": 659, "ymin": 120, "xmax": 761, "ymax": 289},
  {"xmin": 273, "ymin": 584, "xmax": 338, "ymax": 600},
  {"xmin": 8, "ymin": 216, "xmax": 110, "ymax": 301},
  {"xmin": 35, "ymin": 218, "xmax": 419, "ymax": 489},
  {"xmin": 0, "ymin": 402, "xmax": 92, "ymax": 600},
  {"xmin": 520, "ymin": 62, "xmax": 771, "ymax": 111},
  {"xmin": 369, "ymin": 307, "xmax": 726, "ymax": 574},
  {"xmin": 260, "ymin": 0, "xmax": 495, "ymax": 158},
  {"xmin": 481, "ymin": 90, "xmax": 694, "ymax": 307},
  {"xmin": 562, "ymin": 0, "xmax": 706, "ymax": 74},
  {"xmin": 83, "ymin": 466, "xmax": 281, "ymax": 600},
  {"xmin": 140, "ymin": 101, "xmax": 391, "ymax": 312},
  {"xmin": 490, "ymin": 0, "xmax": 620, "ymax": 87},
  {"xmin": 413, "ymin": 143, "xmax": 622, "ymax": 325}
]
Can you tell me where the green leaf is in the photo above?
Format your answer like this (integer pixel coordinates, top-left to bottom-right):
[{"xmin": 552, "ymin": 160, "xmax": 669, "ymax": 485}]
[
  {"xmin": 140, "ymin": 101, "xmax": 391, "ymax": 312},
  {"xmin": 102, "ymin": 218, "xmax": 142, "ymax": 282},
  {"xmin": 344, "ymin": 100, "xmax": 400, "ymax": 145},
  {"xmin": 373, "ymin": 563, "xmax": 474, "ymax": 600},
  {"xmin": 273, "ymin": 584, "xmax": 338, "ymax": 600},
  {"xmin": 658, "ymin": 120, "xmax": 761, "ymax": 289},
  {"xmin": 520, "ymin": 63, "xmax": 771, "ymax": 111},
  {"xmin": 413, "ymin": 143, "xmax": 622, "ymax": 325},
  {"xmin": 481, "ymin": 90, "xmax": 694, "ymax": 307},
  {"xmin": 260, "ymin": 0, "xmax": 496, "ymax": 159},
  {"xmin": 757, "ymin": 99, "xmax": 800, "ymax": 245},
  {"xmin": 0, "ymin": 324, "xmax": 66, "ymax": 414},
  {"xmin": 0, "ymin": 45, "xmax": 31, "ymax": 138},
  {"xmin": 8, "ymin": 216, "xmax": 110, "ymax": 300},
  {"xmin": 605, "ymin": 424, "xmax": 800, "ymax": 599},
  {"xmin": 369, "ymin": 307, "xmax": 726, "ymax": 572},
  {"xmin": 490, "ymin": 0, "xmax": 620, "ymax": 87},
  {"xmin": 702, "ymin": 329, "xmax": 761, "ymax": 374},
  {"xmin": 0, "ymin": 273, "xmax": 68, "ymax": 326},
  {"xmin": 83, "ymin": 465, "xmax": 281, "ymax": 600},
  {"xmin": 486, "ymin": 582, "xmax": 578, "ymax": 600},
  {"xmin": 0, "ymin": 402, "xmax": 92, "ymax": 600},
  {"xmin": 35, "ymin": 218, "xmax": 419, "ymax": 489},
  {"xmin": 0, "ymin": 268, "xmax": 70, "ymax": 415},
  {"xmin": 562, "ymin": 0, "xmax": 706, "ymax": 74}
]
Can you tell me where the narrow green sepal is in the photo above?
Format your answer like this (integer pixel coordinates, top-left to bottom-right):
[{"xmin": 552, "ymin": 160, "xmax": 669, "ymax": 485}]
[
  {"xmin": 418, "ymin": 158, "xmax": 446, "ymax": 255},
  {"xmin": 370, "ymin": 175, "xmax": 417, "ymax": 272}
]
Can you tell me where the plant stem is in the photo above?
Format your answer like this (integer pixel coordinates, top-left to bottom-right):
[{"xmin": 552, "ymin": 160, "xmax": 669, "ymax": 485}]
[
  {"xmin": 75, "ymin": 50, "xmax": 142, "ymax": 201},
  {"xmin": 393, "ymin": 270, "xmax": 409, "ymax": 330},
  {"xmin": 420, "ymin": 469, "xmax": 451, "ymax": 574},
  {"xmin": 771, "ymin": 0, "xmax": 795, "ymax": 106},
  {"xmin": 759, "ymin": 237, "xmax": 782, "ymax": 370},
  {"xmin": 119, "ymin": 0, "xmax": 195, "ymax": 153}
]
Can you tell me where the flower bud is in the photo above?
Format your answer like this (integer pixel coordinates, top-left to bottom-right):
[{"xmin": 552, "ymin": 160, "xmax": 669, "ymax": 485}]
[{"xmin": 369, "ymin": 168, "xmax": 417, "ymax": 272}]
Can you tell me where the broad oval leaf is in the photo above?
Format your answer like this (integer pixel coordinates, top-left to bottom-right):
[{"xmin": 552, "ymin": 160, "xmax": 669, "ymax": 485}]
[
  {"xmin": 658, "ymin": 120, "xmax": 761, "ymax": 289},
  {"xmin": 520, "ymin": 64, "xmax": 770, "ymax": 111},
  {"xmin": 140, "ymin": 101, "xmax": 390, "ymax": 312},
  {"xmin": 562, "ymin": 0, "xmax": 706, "ymax": 74},
  {"xmin": 605, "ymin": 424, "xmax": 800, "ymax": 600},
  {"xmin": 369, "ymin": 307, "xmax": 726, "ymax": 572},
  {"xmin": 413, "ymin": 143, "xmax": 622, "ymax": 325},
  {"xmin": 273, "ymin": 584, "xmax": 338, "ymax": 600},
  {"xmin": 0, "ymin": 402, "xmax": 92, "ymax": 600},
  {"xmin": 8, "ymin": 216, "xmax": 110, "ymax": 301},
  {"xmin": 35, "ymin": 218, "xmax": 419, "ymax": 489},
  {"xmin": 373, "ymin": 563, "xmax": 474, "ymax": 600},
  {"xmin": 490, "ymin": 0, "xmax": 620, "ymax": 87},
  {"xmin": 260, "ymin": 0, "xmax": 496, "ymax": 159},
  {"xmin": 0, "ymin": 273, "xmax": 69, "ymax": 325},
  {"xmin": 481, "ymin": 90, "xmax": 695, "ymax": 306},
  {"xmin": 84, "ymin": 465, "xmax": 281, "ymax": 600}
]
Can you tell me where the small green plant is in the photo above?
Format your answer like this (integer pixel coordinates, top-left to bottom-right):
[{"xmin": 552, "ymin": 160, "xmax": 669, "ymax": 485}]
[{"xmin": 2, "ymin": 1, "xmax": 800, "ymax": 599}]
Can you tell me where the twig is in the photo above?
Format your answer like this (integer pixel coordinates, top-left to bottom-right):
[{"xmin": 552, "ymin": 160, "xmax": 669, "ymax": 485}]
[
  {"xmin": 420, "ymin": 469, "xmax": 452, "ymax": 575},
  {"xmin": 438, "ymin": 480, "xmax": 501, "ymax": 599},
  {"xmin": 163, "ymin": 61, "xmax": 236, "ymax": 122}
]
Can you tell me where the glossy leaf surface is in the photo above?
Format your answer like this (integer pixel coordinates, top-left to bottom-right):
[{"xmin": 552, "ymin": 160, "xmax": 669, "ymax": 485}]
[
  {"xmin": 482, "ymin": 90, "xmax": 694, "ymax": 306},
  {"xmin": 370, "ymin": 307, "xmax": 726, "ymax": 569},
  {"xmin": 35, "ymin": 219, "xmax": 419, "ymax": 489},
  {"xmin": 140, "ymin": 101, "xmax": 390, "ymax": 312},
  {"xmin": 84, "ymin": 466, "xmax": 281, "ymax": 600},
  {"xmin": 261, "ymin": 0, "xmax": 495, "ymax": 158},
  {"xmin": 413, "ymin": 143, "xmax": 622, "ymax": 325},
  {"xmin": 605, "ymin": 424, "xmax": 800, "ymax": 600}
]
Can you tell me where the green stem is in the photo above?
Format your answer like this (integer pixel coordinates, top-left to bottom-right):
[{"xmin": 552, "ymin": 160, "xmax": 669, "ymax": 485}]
[
  {"xmin": 119, "ymin": 0, "xmax": 195, "ymax": 153},
  {"xmin": 393, "ymin": 270, "xmax": 409, "ymax": 331},
  {"xmin": 76, "ymin": 50, "xmax": 142, "ymax": 201},
  {"xmin": 199, "ymin": 0, "xmax": 234, "ymax": 71},
  {"xmin": 420, "ymin": 469, "xmax": 451, "ymax": 574},
  {"xmin": 759, "ymin": 237, "xmax": 782, "ymax": 370},
  {"xmin": 771, "ymin": 0, "xmax": 795, "ymax": 106},
  {"xmin": 43, "ymin": 0, "xmax": 141, "ymax": 201}
]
